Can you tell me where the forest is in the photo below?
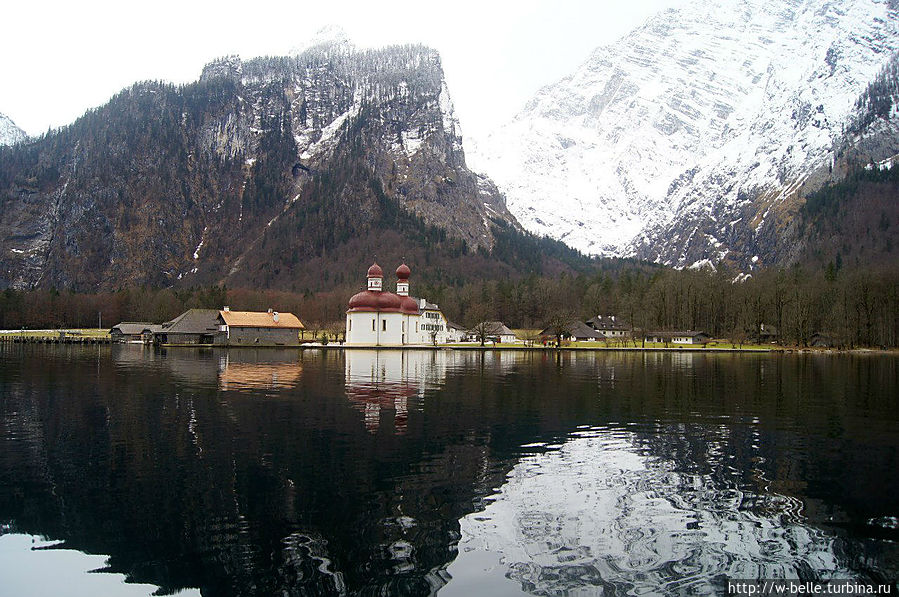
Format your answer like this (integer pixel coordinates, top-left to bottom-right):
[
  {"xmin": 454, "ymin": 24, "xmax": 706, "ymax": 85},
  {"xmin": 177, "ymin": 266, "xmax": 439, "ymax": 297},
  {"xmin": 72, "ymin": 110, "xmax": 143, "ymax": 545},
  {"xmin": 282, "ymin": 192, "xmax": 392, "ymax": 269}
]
[{"xmin": 1, "ymin": 260, "xmax": 896, "ymax": 349}]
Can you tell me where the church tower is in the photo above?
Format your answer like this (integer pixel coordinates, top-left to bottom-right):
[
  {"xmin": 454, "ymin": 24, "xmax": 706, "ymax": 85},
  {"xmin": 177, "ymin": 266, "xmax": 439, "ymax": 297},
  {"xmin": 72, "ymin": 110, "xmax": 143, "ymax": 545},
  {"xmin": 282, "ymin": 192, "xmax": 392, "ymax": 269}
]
[
  {"xmin": 367, "ymin": 263, "xmax": 383, "ymax": 291},
  {"xmin": 396, "ymin": 263, "xmax": 410, "ymax": 296}
]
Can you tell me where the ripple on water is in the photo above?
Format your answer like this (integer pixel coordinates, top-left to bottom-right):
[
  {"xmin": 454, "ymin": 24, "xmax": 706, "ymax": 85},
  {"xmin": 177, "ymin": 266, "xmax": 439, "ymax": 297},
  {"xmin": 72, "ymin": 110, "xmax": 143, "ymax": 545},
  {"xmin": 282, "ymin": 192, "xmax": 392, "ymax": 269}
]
[{"xmin": 445, "ymin": 426, "xmax": 870, "ymax": 595}]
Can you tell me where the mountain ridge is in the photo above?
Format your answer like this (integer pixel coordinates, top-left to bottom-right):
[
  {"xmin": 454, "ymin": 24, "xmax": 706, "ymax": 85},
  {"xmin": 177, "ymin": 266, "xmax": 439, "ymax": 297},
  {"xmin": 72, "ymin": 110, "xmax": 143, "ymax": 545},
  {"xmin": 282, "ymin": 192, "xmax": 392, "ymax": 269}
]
[
  {"xmin": 470, "ymin": 0, "xmax": 899, "ymax": 269},
  {"xmin": 0, "ymin": 42, "xmax": 590, "ymax": 292}
]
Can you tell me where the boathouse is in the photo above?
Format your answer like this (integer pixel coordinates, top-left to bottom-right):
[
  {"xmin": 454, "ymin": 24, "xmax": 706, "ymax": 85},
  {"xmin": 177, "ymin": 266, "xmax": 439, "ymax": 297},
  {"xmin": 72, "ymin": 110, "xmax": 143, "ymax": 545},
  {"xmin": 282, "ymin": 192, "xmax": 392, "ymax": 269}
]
[
  {"xmin": 156, "ymin": 309, "xmax": 224, "ymax": 345},
  {"xmin": 110, "ymin": 322, "xmax": 155, "ymax": 343}
]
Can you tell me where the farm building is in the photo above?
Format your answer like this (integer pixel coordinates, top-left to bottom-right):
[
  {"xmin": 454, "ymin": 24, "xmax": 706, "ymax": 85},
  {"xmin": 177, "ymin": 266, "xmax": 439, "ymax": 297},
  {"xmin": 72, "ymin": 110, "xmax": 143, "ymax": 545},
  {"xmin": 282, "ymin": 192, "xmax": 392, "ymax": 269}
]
[{"xmin": 218, "ymin": 308, "xmax": 304, "ymax": 346}]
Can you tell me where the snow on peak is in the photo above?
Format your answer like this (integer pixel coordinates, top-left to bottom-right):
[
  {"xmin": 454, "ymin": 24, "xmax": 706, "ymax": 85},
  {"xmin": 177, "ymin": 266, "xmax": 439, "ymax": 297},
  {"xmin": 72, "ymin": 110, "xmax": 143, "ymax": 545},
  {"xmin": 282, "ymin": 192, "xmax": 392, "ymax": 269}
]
[
  {"xmin": 289, "ymin": 25, "xmax": 354, "ymax": 56},
  {"xmin": 469, "ymin": 0, "xmax": 899, "ymax": 264},
  {"xmin": 0, "ymin": 113, "xmax": 26, "ymax": 146}
]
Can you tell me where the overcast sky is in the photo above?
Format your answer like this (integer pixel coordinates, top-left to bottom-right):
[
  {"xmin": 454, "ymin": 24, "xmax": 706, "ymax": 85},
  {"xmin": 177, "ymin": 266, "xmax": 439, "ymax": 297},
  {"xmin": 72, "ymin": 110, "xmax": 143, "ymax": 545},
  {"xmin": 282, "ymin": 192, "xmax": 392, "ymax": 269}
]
[{"xmin": 1, "ymin": 0, "xmax": 684, "ymax": 141}]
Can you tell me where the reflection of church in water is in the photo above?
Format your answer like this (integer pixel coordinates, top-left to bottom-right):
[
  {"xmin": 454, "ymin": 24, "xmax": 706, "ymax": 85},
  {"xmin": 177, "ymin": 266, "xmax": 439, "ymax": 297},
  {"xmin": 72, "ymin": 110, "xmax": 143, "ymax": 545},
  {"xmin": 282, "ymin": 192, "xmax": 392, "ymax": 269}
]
[{"xmin": 344, "ymin": 350, "xmax": 448, "ymax": 433}]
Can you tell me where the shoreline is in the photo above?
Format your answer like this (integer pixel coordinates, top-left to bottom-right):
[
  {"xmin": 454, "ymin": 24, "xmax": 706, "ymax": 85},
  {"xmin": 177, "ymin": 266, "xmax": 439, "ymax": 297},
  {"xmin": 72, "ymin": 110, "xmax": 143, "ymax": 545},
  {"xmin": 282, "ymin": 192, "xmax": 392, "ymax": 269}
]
[
  {"xmin": 2, "ymin": 332, "xmax": 896, "ymax": 354},
  {"xmin": 305, "ymin": 344, "xmax": 897, "ymax": 354}
]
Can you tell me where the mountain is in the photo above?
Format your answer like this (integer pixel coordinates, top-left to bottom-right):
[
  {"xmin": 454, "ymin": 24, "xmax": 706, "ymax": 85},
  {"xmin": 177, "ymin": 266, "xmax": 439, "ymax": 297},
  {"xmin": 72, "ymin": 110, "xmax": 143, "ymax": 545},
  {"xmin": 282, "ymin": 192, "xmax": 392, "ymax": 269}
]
[
  {"xmin": 0, "ymin": 113, "xmax": 26, "ymax": 146},
  {"xmin": 469, "ymin": 0, "xmax": 899, "ymax": 269},
  {"xmin": 783, "ymin": 51, "xmax": 899, "ymax": 268},
  {"xmin": 0, "ymin": 42, "xmax": 586, "ymax": 292}
]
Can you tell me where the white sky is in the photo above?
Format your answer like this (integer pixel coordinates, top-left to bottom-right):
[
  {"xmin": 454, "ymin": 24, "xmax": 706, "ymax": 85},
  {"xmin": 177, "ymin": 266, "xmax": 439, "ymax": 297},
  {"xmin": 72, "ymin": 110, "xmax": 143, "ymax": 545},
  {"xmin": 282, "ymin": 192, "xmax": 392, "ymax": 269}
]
[{"xmin": 1, "ymin": 0, "xmax": 684, "ymax": 141}]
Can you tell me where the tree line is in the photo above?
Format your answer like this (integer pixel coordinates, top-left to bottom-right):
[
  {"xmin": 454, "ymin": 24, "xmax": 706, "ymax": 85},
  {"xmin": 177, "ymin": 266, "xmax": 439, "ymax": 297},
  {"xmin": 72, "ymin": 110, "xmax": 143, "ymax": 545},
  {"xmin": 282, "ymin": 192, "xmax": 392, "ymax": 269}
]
[{"xmin": 1, "ymin": 261, "xmax": 896, "ymax": 348}]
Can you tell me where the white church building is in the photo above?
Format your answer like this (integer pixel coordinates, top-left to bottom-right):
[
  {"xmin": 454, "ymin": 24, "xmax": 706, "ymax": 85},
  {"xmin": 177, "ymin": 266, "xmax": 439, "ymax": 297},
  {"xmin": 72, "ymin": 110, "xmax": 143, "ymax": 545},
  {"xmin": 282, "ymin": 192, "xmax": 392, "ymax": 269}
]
[{"xmin": 346, "ymin": 262, "xmax": 453, "ymax": 346}]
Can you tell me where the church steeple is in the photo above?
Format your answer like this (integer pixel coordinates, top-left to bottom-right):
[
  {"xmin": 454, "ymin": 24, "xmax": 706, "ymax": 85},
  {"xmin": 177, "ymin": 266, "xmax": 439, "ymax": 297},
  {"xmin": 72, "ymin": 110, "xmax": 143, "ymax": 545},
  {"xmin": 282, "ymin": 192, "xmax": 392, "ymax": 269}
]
[
  {"xmin": 396, "ymin": 263, "xmax": 410, "ymax": 296},
  {"xmin": 367, "ymin": 263, "xmax": 383, "ymax": 291}
]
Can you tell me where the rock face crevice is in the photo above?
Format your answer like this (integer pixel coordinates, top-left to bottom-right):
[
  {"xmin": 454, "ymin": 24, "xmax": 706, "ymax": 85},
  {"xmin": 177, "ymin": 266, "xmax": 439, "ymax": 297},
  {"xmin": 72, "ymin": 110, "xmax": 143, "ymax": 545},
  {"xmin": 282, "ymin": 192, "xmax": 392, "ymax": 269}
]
[{"xmin": 470, "ymin": 0, "xmax": 899, "ymax": 269}]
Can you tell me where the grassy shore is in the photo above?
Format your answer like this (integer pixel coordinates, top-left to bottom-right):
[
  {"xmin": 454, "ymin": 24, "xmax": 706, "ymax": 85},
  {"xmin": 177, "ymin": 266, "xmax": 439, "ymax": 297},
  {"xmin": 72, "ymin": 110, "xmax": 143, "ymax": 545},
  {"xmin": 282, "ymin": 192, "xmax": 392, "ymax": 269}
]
[{"xmin": 0, "ymin": 328, "xmax": 110, "ymax": 339}]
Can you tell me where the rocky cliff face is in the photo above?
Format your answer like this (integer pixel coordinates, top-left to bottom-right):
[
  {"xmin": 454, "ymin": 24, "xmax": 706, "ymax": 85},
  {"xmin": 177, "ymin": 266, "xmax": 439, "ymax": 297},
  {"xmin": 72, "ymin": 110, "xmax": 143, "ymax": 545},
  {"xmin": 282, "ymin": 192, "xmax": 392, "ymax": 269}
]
[
  {"xmin": 470, "ymin": 0, "xmax": 899, "ymax": 269},
  {"xmin": 0, "ymin": 42, "xmax": 522, "ymax": 291},
  {"xmin": 0, "ymin": 113, "xmax": 25, "ymax": 146}
]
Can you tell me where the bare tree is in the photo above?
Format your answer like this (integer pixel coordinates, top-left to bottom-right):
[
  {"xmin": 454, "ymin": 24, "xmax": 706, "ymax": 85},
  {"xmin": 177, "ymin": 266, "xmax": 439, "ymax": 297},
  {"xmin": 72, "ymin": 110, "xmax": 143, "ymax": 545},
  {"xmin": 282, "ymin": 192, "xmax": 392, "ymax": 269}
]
[
  {"xmin": 542, "ymin": 309, "xmax": 578, "ymax": 348},
  {"xmin": 521, "ymin": 328, "xmax": 542, "ymax": 347},
  {"xmin": 466, "ymin": 303, "xmax": 492, "ymax": 346}
]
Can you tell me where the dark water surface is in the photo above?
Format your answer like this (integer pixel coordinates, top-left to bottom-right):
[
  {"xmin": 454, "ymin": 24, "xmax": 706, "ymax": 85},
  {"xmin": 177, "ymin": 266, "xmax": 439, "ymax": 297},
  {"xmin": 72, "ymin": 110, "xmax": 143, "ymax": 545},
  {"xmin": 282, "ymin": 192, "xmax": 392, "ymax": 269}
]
[{"xmin": 0, "ymin": 344, "xmax": 897, "ymax": 596}]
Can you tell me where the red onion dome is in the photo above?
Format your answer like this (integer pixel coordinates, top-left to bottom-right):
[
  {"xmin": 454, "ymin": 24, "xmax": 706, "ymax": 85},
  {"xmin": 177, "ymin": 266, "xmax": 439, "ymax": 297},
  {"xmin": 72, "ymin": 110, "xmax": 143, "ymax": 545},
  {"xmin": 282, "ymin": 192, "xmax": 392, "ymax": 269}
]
[
  {"xmin": 367, "ymin": 262, "xmax": 383, "ymax": 277},
  {"xmin": 396, "ymin": 263, "xmax": 411, "ymax": 280},
  {"xmin": 400, "ymin": 296, "xmax": 419, "ymax": 315},
  {"xmin": 348, "ymin": 290, "xmax": 403, "ymax": 312}
]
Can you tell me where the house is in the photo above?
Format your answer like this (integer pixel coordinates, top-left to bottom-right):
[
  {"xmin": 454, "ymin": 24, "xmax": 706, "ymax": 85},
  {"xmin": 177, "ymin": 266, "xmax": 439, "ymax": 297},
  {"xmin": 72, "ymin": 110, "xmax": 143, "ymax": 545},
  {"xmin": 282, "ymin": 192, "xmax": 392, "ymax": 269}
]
[
  {"xmin": 539, "ymin": 321, "xmax": 606, "ymax": 342},
  {"xmin": 445, "ymin": 321, "xmax": 466, "ymax": 343},
  {"xmin": 346, "ymin": 262, "xmax": 454, "ymax": 346},
  {"xmin": 415, "ymin": 297, "xmax": 453, "ymax": 344},
  {"xmin": 586, "ymin": 315, "xmax": 631, "ymax": 338},
  {"xmin": 110, "ymin": 322, "xmax": 155, "ymax": 343},
  {"xmin": 468, "ymin": 322, "xmax": 518, "ymax": 344},
  {"xmin": 644, "ymin": 331, "xmax": 711, "ymax": 345},
  {"xmin": 155, "ymin": 309, "xmax": 225, "ymax": 345},
  {"xmin": 218, "ymin": 308, "xmax": 304, "ymax": 347},
  {"xmin": 758, "ymin": 323, "xmax": 779, "ymax": 343}
]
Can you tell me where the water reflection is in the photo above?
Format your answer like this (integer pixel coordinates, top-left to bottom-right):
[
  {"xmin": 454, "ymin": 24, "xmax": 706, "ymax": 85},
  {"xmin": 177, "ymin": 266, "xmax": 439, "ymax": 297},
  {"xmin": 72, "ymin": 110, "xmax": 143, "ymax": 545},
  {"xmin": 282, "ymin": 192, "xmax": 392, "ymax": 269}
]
[
  {"xmin": 112, "ymin": 344, "xmax": 306, "ymax": 392},
  {"xmin": 219, "ymin": 356, "xmax": 302, "ymax": 392},
  {"xmin": 448, "ymin": 426, "xmax": 852, "ymax": 595},
  {"xmin": 0, "ymin": 345, "xmax": 897, "ymax": 596},
  {"xmin": 344, "ymin": 350, "xmax": 449, "ymax": 433},
  {"xmin": 0, "ymin": 533, "xmax": 199, "ymax": 597}
]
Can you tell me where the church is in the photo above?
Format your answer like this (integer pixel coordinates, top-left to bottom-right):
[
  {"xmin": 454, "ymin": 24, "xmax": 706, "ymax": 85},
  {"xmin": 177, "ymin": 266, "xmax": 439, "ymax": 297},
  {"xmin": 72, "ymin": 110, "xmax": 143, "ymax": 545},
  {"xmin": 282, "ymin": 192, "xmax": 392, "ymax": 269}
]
[{"xmin": 345, "ymin": 262, "xmax": 452, "ymax": 346}]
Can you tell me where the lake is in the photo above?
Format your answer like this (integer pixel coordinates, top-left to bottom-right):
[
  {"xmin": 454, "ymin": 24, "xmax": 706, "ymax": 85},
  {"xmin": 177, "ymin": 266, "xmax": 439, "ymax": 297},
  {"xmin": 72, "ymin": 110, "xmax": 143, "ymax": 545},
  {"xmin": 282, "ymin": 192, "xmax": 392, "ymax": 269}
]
[{"xmin": 0, "ymin": 344, "xmax": 897, "ymax": 596}]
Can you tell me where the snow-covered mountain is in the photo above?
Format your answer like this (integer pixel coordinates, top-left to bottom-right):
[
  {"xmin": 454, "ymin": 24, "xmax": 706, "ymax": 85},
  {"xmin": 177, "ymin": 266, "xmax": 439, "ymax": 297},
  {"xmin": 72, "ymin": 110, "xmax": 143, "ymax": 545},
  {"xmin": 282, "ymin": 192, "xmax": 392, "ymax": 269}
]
[
  {"xmin": 469, "ymin": 0, "xmax": 899, "ymax": 268},
  {"xmin": 0, "ymin": 113, "xmax": 26, "ymax": 146}
]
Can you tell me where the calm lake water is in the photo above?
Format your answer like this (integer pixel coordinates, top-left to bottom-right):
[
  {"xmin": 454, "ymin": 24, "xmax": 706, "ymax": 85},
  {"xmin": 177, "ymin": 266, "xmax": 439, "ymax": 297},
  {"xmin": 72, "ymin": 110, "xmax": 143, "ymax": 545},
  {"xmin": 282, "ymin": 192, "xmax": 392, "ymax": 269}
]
[{"xmin": 0, "ymin": 344, "xmax": 897, "ymax": 596}]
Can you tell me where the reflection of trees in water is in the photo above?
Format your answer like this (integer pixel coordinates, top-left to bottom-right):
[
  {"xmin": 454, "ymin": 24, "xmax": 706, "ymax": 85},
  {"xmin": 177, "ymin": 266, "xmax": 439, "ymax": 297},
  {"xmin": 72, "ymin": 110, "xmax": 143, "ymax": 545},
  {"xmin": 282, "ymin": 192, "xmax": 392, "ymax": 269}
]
[
  {"xmin": 0, "ymin": 346, "xmax": 896, "ymax": 595},
  {"xmin": 0, "ymin": 346, "xmax": 516, "ymax": 595}
]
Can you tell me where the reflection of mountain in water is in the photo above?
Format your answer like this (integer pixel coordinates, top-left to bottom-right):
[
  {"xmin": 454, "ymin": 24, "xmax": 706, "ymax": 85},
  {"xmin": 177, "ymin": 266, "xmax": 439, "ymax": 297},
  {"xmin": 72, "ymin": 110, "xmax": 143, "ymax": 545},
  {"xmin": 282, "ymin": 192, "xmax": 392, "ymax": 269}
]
[
  {"xmin": 0, "ymin": 346, "xmax": 513, "ymax": 595},
  {"xmin": 344, "ymin": 350, "xmax": 449, "ymax": 434},
  {"xmin": 450, "ymin": 426, "xmax": 863, "ymax": 595},
  {"xmin": 0, "ymin": 345, "xmax": 897, "ymax": 596}
]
